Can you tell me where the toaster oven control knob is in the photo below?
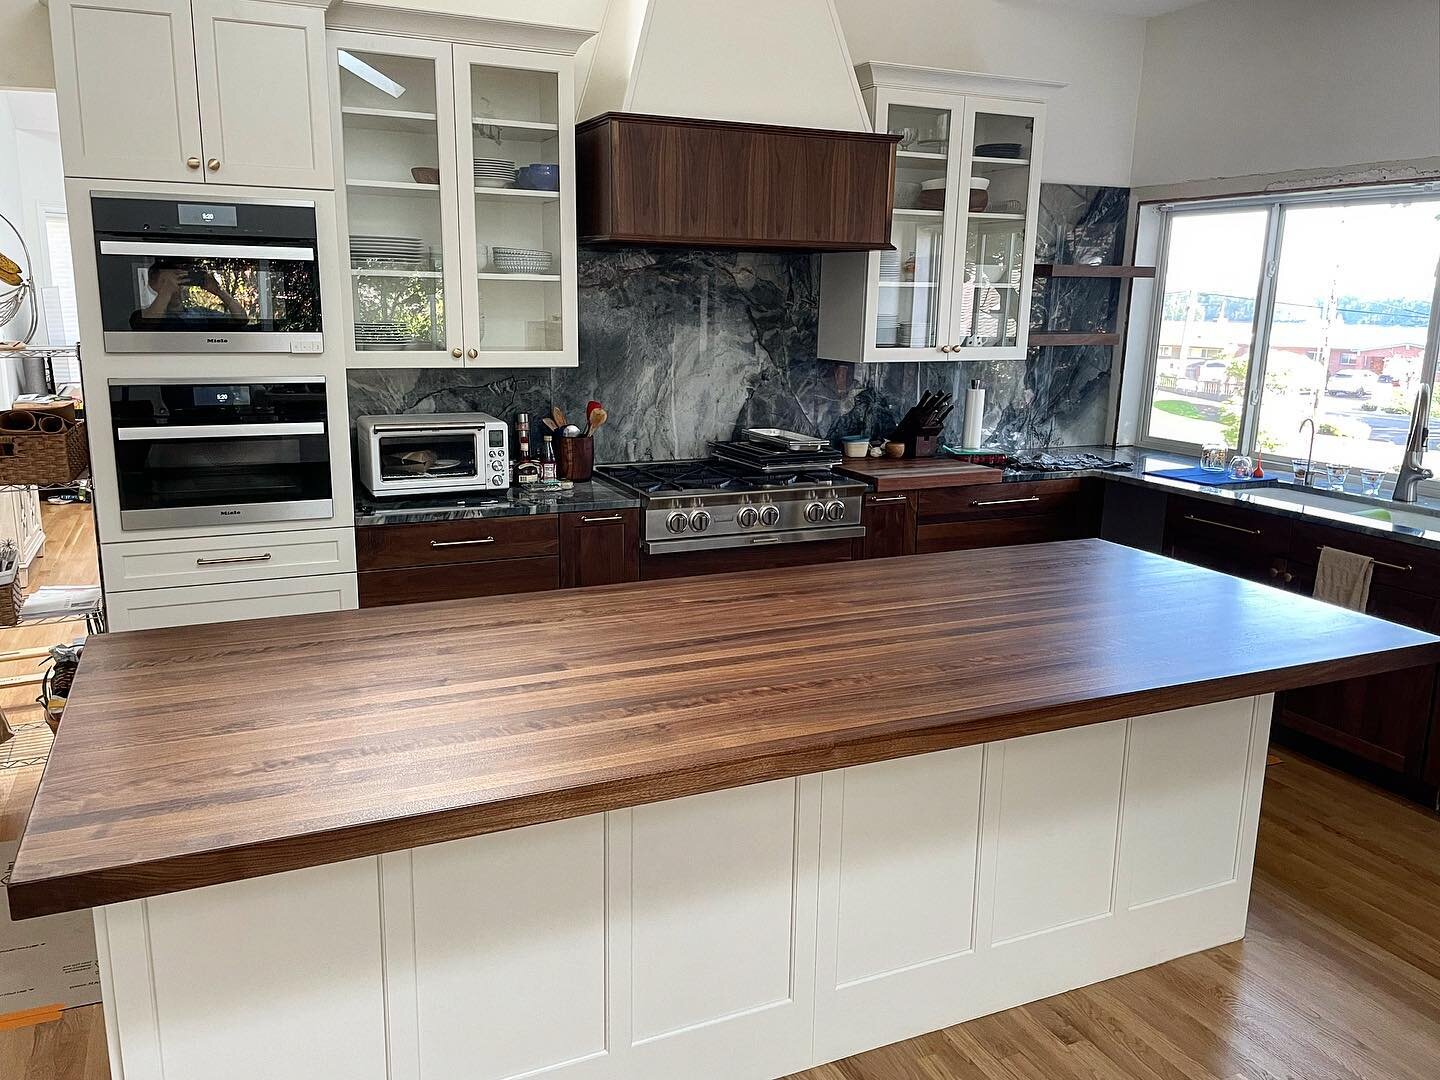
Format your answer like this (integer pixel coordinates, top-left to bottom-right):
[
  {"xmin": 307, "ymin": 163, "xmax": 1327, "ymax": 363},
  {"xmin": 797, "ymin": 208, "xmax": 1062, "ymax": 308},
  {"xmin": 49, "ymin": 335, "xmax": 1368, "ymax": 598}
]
[
  {"xmin": 804, "ymin": 501, "xmax": 827, "ymax": 524},
  {"xmin": 759, "ymin": 505, "xmax": 781, "ymax": 527},
  {"xmin": 689, "ymin": 509, "xmax": 712, "ymax": 532},
  {"xmin": 737, "ymin": 505, "xmax": 760, "ymax": 529},
  {"xmin": 825, "ymin": 500, "xmax": 847, "ymax": 521},
  {"xmin": 666, "ymin": 512, "xmax": 690, "ymax": 534}
]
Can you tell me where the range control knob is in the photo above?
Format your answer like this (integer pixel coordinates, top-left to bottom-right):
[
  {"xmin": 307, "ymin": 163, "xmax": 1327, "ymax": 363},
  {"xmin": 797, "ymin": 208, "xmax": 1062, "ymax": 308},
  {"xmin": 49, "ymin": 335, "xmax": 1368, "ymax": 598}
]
[
  {"xmin": 759, "ymin": 505, "xmax": 781, "ymax": 527},
  {"xmin": 825, "ymin": 500, "xmax": 847, "ymax": 522},
  {"xmin": 666, "ymin": 512, "xmax": 690, "ymax": 534},
  {"xmin": 690, "ymin": 509, "xmax": 712, "ymax": 532},
  {"xmin": 737, "ymin": 505, "xmax": 760, "ymax": 529},
  {"xmin": 804, "ymin": 501, "xmax": 827, "ymax": 524}
]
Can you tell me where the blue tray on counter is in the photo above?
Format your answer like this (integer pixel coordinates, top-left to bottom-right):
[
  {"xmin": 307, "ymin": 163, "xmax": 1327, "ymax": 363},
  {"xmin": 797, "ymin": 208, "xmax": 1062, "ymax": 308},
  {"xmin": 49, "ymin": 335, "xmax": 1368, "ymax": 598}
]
[{"xmin": 1145, "ymin": 467, "xmax": 1277, "ymax": 488}]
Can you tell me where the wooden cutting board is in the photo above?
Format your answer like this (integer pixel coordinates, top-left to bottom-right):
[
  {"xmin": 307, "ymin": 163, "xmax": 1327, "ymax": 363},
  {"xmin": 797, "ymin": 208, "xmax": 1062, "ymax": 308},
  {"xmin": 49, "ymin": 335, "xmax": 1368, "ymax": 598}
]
[{"xmin": 835, "ymin": 458, "xmax": 1005, "ymax": 491}]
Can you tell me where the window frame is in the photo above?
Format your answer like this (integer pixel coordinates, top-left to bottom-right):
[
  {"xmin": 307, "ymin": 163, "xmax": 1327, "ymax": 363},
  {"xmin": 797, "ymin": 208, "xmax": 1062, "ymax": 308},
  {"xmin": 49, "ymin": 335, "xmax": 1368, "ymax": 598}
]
[{"xmin": 1135, "ymin": 183, "xmax": 1440, "ymax": 476}]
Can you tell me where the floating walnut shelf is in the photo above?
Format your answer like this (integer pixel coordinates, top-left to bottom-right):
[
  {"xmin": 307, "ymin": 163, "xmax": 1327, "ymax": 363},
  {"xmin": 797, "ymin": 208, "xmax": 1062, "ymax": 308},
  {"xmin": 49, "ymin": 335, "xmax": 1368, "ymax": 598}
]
[
  {"xmin": 1029, "ymin": 332, "xmax": 1121, "ymax": 347},
  {"xmin": 1032, "ymin": 264, "xmax": 1157, "ymax": 279}
]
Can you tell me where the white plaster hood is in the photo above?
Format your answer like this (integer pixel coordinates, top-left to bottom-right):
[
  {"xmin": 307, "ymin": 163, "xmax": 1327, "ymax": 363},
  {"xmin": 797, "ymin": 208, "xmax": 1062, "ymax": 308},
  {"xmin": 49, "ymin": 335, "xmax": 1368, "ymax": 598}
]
[{"xmin": 577, "ymin": 0, "xmax": 871, "ymax": 132}]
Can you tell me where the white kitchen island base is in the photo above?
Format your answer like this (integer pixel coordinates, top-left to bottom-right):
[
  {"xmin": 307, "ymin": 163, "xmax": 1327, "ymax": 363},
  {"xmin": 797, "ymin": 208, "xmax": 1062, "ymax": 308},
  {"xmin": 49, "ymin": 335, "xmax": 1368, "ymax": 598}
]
[{"xmin": 94, "ymin": 695, "xmax": 1273, "ymax": 1080}]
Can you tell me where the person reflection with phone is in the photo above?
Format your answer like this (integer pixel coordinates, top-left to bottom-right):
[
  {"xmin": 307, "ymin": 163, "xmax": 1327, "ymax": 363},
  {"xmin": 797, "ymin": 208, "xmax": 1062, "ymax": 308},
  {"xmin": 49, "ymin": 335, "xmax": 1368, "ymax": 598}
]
[{"xmin": 130, "ymin": 258, "xmax": 250, "ymax": 330}]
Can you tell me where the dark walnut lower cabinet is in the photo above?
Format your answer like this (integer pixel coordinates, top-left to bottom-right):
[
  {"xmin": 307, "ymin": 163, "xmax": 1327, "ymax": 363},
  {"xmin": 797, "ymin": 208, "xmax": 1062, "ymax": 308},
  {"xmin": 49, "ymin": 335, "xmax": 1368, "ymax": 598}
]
[
  {"xmin": 855, "ymin": 492, "xmax": 917, "ymax": 559},
  {"xmin": 1163, "ymin": 495, "xmax": 1440, "ymax": 796},
  {"xmin": 915, "ymin": 478, "xmax": 1102, "ymax": 553},
  {"xmin": 357, "ymin": 510, "xmax": 640, "ymax": 608}
]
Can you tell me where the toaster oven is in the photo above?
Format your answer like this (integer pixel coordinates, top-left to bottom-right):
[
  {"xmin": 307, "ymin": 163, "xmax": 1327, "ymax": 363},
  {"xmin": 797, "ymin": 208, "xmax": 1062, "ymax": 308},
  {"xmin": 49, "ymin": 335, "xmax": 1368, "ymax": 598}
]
[{"xmin": 357, "ymin": 413, "xmax": 510, "ymax": 496}]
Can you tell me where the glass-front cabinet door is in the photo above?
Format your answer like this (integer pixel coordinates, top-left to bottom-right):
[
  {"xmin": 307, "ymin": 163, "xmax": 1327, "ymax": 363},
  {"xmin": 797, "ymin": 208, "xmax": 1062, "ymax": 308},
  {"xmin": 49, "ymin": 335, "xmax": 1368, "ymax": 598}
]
[
  {"xmin": 949, "ymin": 96, "xmax": 1044, "ymax": 359},
  {"xmin": 867, "ymin": 91, "xmax": 964, "ymax": 360},
  {"xmin": 454, "ymin": 44, "xmax": 576, "ymax": 367},
  {"xmin": 331, "ymin": 34, "xmax": 463, "ymax": 366}
]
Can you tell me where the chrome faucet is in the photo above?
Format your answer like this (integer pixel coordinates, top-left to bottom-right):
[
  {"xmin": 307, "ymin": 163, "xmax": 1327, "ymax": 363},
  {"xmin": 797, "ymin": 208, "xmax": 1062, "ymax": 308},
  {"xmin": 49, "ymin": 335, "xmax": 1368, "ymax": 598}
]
[
  {"xmin": 1297, "ymin": 417, "xmax": 1317, "ymax": 487},
  {"xmin": 1395, "ymin": 384, "xmax": 1433, "ymax": 504}
]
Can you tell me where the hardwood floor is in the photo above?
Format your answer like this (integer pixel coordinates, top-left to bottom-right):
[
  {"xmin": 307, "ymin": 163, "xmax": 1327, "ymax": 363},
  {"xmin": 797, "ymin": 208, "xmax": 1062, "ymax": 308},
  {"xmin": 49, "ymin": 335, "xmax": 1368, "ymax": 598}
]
[{"xmin": 2, "ymin": 515, "xmax": 1438, "ymax": 1079}]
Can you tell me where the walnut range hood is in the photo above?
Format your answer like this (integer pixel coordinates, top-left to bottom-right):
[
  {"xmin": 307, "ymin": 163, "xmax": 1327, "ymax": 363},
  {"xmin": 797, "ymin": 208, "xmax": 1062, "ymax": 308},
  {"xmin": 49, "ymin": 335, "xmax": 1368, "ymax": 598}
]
[{"xmin": 573, "ymin": 0, "xmax": 899, "ymax": 251}]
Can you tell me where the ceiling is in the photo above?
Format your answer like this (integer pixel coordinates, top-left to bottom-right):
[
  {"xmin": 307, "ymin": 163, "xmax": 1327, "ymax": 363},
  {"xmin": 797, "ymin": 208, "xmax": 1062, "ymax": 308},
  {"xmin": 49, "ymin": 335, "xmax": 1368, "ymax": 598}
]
[{"xmin": 1020, "ymin": 0, "xmax": 1213, "ymax": 16}]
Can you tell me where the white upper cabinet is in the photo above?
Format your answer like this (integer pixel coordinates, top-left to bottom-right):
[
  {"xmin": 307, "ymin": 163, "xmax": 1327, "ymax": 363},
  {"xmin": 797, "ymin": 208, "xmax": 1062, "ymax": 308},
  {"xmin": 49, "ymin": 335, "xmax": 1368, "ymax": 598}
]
[
  {"xmin": 50, "ymin": 0, "xmax": 333, "ymax": 188},
  {"xmin": 818, "ymin": 64, "xmax": 1057, "ymax": 364},
  {"xmin": 330, "ymin": 31, "xmax": 581, "ymax": 367},
  {"xmin": 51, "ymin": 0, "xmax": 205, "ymax": 183}
]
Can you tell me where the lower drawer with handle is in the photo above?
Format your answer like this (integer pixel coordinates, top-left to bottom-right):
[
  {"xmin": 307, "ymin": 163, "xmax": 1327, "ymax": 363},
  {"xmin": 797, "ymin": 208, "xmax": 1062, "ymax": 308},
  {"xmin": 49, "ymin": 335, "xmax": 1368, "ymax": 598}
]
[
  {"xmin": 101, "ymin": 528, "xmax": 357, "ymax": 592},
  {"xmin": 107, "ymin": 573, "xmax": 358, "ymax": 632},
  {"xmin": 357, "ymin": 516, "xmax": 558, "ymax": 571}
]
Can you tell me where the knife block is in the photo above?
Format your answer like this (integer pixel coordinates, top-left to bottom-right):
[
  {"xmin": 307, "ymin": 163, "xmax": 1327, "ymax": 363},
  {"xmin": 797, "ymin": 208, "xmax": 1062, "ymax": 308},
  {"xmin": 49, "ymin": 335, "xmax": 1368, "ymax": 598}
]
[{"xmin": 903, "ymin": 433, "xmax": 941, "ymax": 459}]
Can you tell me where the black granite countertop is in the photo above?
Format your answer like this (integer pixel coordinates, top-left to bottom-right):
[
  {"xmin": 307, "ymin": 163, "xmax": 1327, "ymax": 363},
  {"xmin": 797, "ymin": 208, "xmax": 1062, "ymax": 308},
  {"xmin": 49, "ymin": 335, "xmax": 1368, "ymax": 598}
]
[
  {"xmin": 997, "ymin": 444, "xmax": 1440, "ymax": 554},
  {"xmin": 355, "ymin": 477, "xmax": 640, "ymax": 526}
]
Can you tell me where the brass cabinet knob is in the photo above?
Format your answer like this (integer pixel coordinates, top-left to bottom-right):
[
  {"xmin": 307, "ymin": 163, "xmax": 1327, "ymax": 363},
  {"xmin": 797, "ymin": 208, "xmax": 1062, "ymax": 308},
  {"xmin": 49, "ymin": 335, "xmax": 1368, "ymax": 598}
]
[
  {"xmin": 186, "ymin": 156, "xmax": 202, "ymax": 170},
  {"xmin": 940, "ymin": 344, "xmax": 951, "ymax": 353},
  {"xmin": 450, "ymin": 347, "xmax": 463, "ymax": 358},
  {"xmin": 466, "ymin": 348, "xmax": 478, "ymax": 359},
  {"xmin": 206, "ymin": 158, "xmax": 221, "ymax": 171},
  {"xmin": 951, "ymin": 343, "xmax": 963, "ymax": 352}
]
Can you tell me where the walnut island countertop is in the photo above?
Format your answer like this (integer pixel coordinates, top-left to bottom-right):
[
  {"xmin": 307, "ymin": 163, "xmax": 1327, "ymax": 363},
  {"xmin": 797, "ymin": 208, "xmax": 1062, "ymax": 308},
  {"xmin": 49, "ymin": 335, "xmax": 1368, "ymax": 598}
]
[{"xmin": 10, "ymin": 540, "xmax": 1440, "ymax": 919}]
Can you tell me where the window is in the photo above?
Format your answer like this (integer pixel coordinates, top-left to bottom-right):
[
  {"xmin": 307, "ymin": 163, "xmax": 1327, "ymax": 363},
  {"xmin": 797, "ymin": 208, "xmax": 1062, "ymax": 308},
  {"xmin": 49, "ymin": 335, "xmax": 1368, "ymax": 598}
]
[
  {"xmin": 1139, "ymin": 187, "xmax": 1440, "ymax": 482},
  {"xmin": 40, "ymin": 209, "xmax": 82, "ymax": 386}
]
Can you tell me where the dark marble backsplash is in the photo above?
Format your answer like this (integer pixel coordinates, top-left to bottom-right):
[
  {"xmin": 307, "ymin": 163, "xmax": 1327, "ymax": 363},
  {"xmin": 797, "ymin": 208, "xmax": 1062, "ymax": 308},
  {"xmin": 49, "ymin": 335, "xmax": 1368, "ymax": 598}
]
[{"xmin": 347, "ymin": 184, "xmax": 1129, "ymax": 462}]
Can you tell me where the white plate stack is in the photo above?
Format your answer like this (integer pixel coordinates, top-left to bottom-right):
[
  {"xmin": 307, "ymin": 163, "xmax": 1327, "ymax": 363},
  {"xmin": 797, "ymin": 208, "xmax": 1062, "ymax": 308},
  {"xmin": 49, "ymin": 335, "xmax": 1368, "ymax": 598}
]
[
  {"xmin": 474, "ymin": 158, "xmax": 517, "ymax": 188},
  {"xmin": 879, "ymin": 251, "xmax": 902, "ymax": 282},
  {"xmin": 350, "ymin": 235, "xmax": 428, "ymax": 267},
  {"xmin": 354, "ymin": 321, "xmax": 421, "ymax": 349},
  {"xmin": 492, "ymin": 247, "xmax": 553, "ymax": 275},
  {"xmin": 876, "ymin": 313, "xmax": 900, "ymax": 346}
]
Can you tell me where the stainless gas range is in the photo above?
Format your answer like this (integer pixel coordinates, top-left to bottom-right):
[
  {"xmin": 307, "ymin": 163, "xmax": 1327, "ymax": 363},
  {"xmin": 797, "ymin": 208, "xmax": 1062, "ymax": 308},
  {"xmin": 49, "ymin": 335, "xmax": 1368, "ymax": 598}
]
[{"xmin": 595, "ymin": 459, "xmax": 867, "ymax": 555}]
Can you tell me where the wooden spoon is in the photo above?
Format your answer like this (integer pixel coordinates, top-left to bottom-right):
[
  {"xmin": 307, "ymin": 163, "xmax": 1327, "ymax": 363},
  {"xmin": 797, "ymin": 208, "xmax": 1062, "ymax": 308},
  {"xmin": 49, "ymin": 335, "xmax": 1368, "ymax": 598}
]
[
  {"xmin": 551, "ymin": 405, "xmax": 566, "ymax": 428},
  {"xmin": 586, "ymin": 406, "xmax": 608, "ymax": 435}
]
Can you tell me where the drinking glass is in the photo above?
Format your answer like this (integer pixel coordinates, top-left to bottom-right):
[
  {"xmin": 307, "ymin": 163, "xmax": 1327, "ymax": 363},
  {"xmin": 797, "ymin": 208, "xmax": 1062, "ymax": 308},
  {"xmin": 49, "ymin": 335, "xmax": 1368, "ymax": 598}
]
[
  {"xmin": 1325, "ymin": 463, "xmax": 1349, "ymax": 491},
  {"xmin": 1360, "ymin": 469, "xmax": 1385, "ymax": 496},
  {"xmin": 1291, "ymin": 458, "xmax": 1311, "ymax": 485}
]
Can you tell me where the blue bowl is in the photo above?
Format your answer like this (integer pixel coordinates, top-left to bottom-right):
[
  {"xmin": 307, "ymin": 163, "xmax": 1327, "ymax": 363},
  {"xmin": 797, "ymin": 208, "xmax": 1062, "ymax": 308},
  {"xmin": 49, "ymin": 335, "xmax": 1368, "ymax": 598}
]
[{"xmin": 516, "ymin": 164, "xmax": 560, "ymax": 191}]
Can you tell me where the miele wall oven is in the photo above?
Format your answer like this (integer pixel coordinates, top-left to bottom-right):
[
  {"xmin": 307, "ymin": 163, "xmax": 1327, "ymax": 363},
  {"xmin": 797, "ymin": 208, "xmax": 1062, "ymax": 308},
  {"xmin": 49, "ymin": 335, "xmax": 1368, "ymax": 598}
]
[
  {"xmin": 92, "ymin": 193, "xmax": 324, "ymax": 354},
  {"xmin": 110, "ymin": 378, "xmax": 333, "ymax": 530}
]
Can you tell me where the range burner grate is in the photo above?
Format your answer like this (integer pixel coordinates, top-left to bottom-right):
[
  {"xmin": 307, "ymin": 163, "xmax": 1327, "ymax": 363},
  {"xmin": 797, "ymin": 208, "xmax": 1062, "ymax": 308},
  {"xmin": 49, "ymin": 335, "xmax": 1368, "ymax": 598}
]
[{"xmin": 598, "ymin": 460, "xmax": 850, "ymax": 495}]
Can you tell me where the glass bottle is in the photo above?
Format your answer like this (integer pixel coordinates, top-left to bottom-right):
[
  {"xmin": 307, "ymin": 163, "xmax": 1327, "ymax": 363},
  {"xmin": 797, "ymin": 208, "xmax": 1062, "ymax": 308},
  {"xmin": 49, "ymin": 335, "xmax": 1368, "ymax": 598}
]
[
  {"xmin": 539, "ymin": 434, "xmax": 558, "ymax": 484},
  {"xmin": 515, "ymin": 413, "xmax": 540, "ymax": 487}
]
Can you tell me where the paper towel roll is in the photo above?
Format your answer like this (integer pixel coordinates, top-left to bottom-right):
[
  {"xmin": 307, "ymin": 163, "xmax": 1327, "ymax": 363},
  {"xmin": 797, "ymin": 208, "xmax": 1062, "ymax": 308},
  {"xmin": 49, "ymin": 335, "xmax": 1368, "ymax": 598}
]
[{"xmin": 961, "ymin": 381, "xmax": 986, "ymax": 449}]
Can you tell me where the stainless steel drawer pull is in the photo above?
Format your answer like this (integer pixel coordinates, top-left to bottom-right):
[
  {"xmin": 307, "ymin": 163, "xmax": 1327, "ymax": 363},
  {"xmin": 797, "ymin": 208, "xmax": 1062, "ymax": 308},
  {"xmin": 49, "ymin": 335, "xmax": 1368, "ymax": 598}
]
[
  {"xmin": 430, "ymin": 538, "xmax": 496, "ymax": 548},
  {"xmin": 1314, "ymin": 546, "xmax": 1410, "ymax": 572},
  {"xmin": 196, "ymin": 553, "xmax": 273, "ymax": 566},
  {"xmin": 750, "ymin": 536, "xmax": 783, "ymax": 545},
  {"xmin": 972, "ymin": 496, "xmax": 1042, "ymax": 508},
  {"xmin": 1183, "ymin": 514, "xmax": 1261, "ymax": 536},
  {"xmin": 581, "ymin": 515, "xmax": 624, "ymax": 524},
  {"xmin": 868, "ymin": 494, "xmax": 910, "ymax": 504}
]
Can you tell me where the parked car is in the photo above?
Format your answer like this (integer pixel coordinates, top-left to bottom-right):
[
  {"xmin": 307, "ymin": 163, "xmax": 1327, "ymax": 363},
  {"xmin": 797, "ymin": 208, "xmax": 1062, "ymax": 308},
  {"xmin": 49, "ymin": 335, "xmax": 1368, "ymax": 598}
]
[{"xmin": 1325, "ymin": 370, "xmax": 1381, "ymax": 398}]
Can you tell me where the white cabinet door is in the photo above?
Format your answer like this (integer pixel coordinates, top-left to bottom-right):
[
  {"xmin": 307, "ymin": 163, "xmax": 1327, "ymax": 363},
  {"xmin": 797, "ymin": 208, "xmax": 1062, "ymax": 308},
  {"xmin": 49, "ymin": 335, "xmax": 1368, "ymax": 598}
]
[
  {"xmin": 192, "ymin": 0, "xmax": 334, "ymax": 188},
  {"xmin": 452, "ymin": 44, "xmax": 579, "ymax": 367},
  {"xmin": 101, "ymin": 528, "xmax": 357, "ymax": 592},
  {"xmin": 106, "ymin": 572, "xmax": 358, "ymax": 631},
  {"xmin": 50, "ymin": 0, "xmax": 205, "ymax": 182}
]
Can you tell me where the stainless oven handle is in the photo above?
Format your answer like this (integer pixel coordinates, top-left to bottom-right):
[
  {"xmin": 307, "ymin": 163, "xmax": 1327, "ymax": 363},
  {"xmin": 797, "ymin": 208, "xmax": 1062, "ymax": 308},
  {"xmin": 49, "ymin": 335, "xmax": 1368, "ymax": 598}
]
[
  {"xmin": 99, "ymin": 240, "xmax": 316, "ymax": 261},
  {"xmin": 116, "ymin": 422, "xmax": 325, "ymax": 441},
  {"xmin": 750, "ymin": 536, "xmax": 784, "ymax": 545},
  {"xmin": 196, "ymin": 553, "xmax": 273, "ymax": 566}
]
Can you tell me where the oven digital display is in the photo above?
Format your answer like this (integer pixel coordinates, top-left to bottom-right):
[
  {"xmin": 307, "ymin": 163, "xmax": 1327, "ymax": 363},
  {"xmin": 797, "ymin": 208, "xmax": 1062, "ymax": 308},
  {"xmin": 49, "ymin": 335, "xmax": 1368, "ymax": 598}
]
[
  {"xmin": 176, "ymin": 204, "xmax": 238, "ymax": 228},
  {"xmin": 488, "ymin": 429, "xmax": 505, "ymax": 447},
  {"xmin": 192, "ymin": 385, "xmax": 252, "ymax": 408}
]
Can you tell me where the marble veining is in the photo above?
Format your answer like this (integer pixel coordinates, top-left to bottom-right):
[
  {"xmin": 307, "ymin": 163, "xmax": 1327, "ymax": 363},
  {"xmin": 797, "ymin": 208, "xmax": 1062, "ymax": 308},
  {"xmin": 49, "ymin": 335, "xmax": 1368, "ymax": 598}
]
[{"xmin": 347, "ymin": 184, "xmax": 1130, "ymax": 463}]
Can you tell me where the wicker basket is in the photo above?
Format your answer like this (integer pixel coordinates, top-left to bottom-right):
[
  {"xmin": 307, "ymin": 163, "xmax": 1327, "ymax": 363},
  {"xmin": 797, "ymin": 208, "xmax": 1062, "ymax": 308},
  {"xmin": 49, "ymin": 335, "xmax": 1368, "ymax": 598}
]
[
  {"xmin": 0, "ymin": 419, "xmax": 88, "ymax": 487},
  {"xmin": 0, "ymin": 570, "xmax": 21, "ymax": 628}
]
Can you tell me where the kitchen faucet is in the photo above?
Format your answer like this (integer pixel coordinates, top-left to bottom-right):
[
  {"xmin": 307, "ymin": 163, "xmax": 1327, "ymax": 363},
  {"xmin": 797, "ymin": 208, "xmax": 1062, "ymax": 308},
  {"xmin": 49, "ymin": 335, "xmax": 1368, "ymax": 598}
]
[
  {"xmin": 1297, "ymin": 417, "xmax": 1317, "ymax": 487},
  {"xmin": 1394, "ymin": 384, "xmax": 1433, "ymax": 503}
]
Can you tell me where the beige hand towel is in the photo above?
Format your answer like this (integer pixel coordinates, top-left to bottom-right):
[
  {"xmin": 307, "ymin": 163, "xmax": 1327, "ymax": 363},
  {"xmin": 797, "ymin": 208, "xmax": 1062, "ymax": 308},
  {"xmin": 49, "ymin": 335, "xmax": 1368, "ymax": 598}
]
[{"xmin": 1314, "ymin": 546, "xmax": 1374, "ymax": 612}]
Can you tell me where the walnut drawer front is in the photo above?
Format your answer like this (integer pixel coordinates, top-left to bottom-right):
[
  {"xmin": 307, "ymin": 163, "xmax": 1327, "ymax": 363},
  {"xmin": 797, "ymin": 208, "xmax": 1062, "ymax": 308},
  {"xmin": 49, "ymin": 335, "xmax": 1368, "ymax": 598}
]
[{"xmin": 356, "ymin": 516, "xmax": 559, "ymax": 571}]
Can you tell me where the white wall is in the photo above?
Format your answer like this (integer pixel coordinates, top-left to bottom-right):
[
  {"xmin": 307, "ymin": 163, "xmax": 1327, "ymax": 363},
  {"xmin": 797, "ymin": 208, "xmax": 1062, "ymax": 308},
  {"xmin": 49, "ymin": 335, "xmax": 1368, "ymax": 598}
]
[
  {"xmin": 0, "ymin": 0, "xmax": 54, "ymax": 92},
  {"xmin": 1131, "ymin": 0, "xmax": 1440, "ymax": 188},
  {"xmin": 0, "ymin": 91, "xmax": 65, "ymax": 349},
  {"xmin": 832, "ymin": 0, "xmax": 1148, "ymax": 187}
]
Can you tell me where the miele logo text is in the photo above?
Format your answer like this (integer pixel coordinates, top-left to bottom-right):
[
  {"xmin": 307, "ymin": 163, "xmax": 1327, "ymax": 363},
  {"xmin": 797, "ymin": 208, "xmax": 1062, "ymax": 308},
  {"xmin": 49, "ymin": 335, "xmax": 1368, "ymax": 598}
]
[
  {"xmin": 206, "ymin": 338, "xmax": 229, "ymax": 344},
  {"xmin": 219, "ymin": 510, "xmax": 241, "ymax": 516}
]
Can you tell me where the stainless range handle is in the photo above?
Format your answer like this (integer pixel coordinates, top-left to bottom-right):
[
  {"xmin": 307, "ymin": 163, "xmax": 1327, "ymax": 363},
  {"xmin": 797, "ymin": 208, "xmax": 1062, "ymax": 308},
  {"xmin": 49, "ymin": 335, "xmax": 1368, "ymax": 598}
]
[
  {"xmin": 972, "ymin": 495, "xmax": 1041, "ymax": 508},
  {"xmin": 99, "ymin": 240, "xmax": 315, "ymax": 261},
  {"xmin": 750, "ymin": 536, "xmax": 783, "ymax": 545},
  {"xmin": 430, "ymin": 538, "xmax": 496, "ymax": 548},
  {"xmin": 580, "ymin": 515, "xmax": 624, "ymax": 524},
  {"xmin": 196, "ymin": 553, "xmax": 273, "ymax": 566},
  {"xmin": 117, "ymin": 422, "xmax": 324, "ymax": 441},
  {"xmin": 868, "ymin": 494, "xmax": 910, "ymax": 504},
  {"xmin": 1184, "ymin": 513, "xmax": 1261, "ymax": 536}
]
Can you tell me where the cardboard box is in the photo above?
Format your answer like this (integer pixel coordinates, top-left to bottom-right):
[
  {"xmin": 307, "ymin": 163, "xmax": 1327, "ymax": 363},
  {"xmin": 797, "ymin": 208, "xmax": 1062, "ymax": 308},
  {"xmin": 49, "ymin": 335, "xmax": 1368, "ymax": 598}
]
[{"xmin": 1, "ymin": 840, "xmax": 100, "ymax": 1017}]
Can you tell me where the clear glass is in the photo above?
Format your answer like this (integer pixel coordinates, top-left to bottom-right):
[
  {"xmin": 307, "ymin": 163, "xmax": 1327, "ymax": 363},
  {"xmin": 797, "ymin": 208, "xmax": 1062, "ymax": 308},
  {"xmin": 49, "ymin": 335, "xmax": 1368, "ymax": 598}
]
[
  {"xmin": 1360, "ymin": 469, "xmax": 1385, "ymax": 496},
  {"xmin": 953, "ymin": 111, "xmax": 1034, "ymax": 350},
  {"xmin": 1255, "ymin": 198, "xmax": 1440, "ymax": 474},
  {"xmin": 467, "ymin": 62, "xmax": 564, "ymax": 355},
  {"xmin": 337, "ymin": 48, "xmax": 448, "ymax": 353},
  {"xmin": 1146, "ymin": 209, "xmax": 1269, "ymax": 445},
  {"xmin": 882, "ymin": 104, "xmax": 952, "ymax": 351}
]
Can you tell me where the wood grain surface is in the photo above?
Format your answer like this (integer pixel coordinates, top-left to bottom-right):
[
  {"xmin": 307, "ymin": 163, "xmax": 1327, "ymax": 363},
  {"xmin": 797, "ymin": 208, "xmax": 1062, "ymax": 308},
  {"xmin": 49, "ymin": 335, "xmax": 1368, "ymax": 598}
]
[
  {"xmin": 834, "ymin": 459, "xmax": 1005, "ymax": 491},
  {"xmin": 10, "ymin": 540, "xmax": 1440, "ymax": 919}
]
